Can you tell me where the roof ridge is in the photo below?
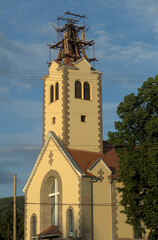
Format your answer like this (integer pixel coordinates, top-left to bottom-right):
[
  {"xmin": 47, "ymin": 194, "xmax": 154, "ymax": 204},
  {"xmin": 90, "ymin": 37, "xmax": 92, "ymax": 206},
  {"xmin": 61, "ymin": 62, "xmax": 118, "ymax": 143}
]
[{"xmin": 68, "ymin": 147, "xmax": 105, "ymax": 155}]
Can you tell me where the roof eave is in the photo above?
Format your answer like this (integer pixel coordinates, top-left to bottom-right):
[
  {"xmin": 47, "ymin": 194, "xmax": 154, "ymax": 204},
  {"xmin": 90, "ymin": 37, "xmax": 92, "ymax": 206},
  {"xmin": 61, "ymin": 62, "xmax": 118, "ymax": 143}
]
[
  {"xmin": 88, "ymin": 158, "xmax": 112, "ymax": 174},
  {"xmin": 91, "ymin": 70, "xmax": 104, "ymax": 75},
  {"xmin": 41, "ymin": 73, "xmax": 49, "ymax": 80},
  {"xmin": 57, "ymin": 65, "xmax": 79, "ymax": 71},
  {"xmin": 49, "ymin": 132, "xmax": 85, "ymax": 176},
  {"xmin": 23, "ymin": 131, "xmax": 85, "ymax": 193}
]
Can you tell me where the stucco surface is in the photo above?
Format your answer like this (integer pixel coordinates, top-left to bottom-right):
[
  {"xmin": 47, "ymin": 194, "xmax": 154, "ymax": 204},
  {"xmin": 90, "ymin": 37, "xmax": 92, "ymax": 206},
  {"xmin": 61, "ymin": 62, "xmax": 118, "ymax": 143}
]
[
  {"xmin": 25, "ymin": 137, "xmax": 80, "ymax": 240},
  {"xmin": 90, "ymin": 160, "xmax": 112, "ymax": 240}
]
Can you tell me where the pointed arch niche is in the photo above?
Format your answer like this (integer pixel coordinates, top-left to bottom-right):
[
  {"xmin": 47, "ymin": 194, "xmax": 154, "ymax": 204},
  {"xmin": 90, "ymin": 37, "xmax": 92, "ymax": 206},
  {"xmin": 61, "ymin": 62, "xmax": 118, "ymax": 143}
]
[
  {"xmin": 30, "ymin": 214, "xmax": 37, "ymax": 239},
  {"xmin": 40, "ymin": 170, "xmax": 62, "ymax": 232},
  {"xmin": 75, "ymin": 80, "xmax": 82, "ymax": 99},
  {"xmin": 84, "ymin": 82, "xmax": 90, "ymax": 100},
  {"xmin": 55, "ymin": 82, "xmax": 59, "ymax": 100},
  {"xmin": 50, "ymin": 85, "xmax": 54, "ymax": 103},
  {"xmin": 50, "ymin": 83, "xmax": 59, "ymax": 103},
  {"xmin": 66, "ymin": 206, "xmax": 74, "ymax": 238},
  {"xmin": 75, "ymin": 80, "xmax": 92, "ymax": 100}
]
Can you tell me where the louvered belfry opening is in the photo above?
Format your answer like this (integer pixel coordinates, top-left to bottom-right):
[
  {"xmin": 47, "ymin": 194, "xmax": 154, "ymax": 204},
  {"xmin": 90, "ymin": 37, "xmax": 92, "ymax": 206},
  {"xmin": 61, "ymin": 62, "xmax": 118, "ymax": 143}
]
[{"xmin": 47, "ymin": 11, "xmax": 97, "ymax": 67}]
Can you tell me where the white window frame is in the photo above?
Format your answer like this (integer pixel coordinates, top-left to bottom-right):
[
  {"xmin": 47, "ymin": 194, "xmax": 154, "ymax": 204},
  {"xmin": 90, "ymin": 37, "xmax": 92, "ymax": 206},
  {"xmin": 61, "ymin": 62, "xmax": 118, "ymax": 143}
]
[{"xmin": 49, "ymin": 179, "xmax": 59, "ymax": 226}]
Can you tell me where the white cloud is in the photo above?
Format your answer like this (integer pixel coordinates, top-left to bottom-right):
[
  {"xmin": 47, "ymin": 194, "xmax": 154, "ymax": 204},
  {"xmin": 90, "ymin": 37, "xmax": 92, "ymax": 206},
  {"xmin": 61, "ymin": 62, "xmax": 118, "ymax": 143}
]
[
  {"xmin": 0, "ymin": 86, "xmax": 12, "ymax": 103},
  {"xmin": 12, "ymin": 99, "xmax": 42, "ymax": 112},
  {"xmin": 0, "ymin": 130, "xmax": 42, "ymax": 145},
  {"xmin": 31, "ymin": 22, "xmax": 56, "ymax": 37},
  {"xmin": 126, "ymin": 0, "xmax": 158, "ymax": 14},
  {"xmin": 10, "ymin": 79, "xmax": 32, "ymax": 90},
  {"xmin": 0, "ymin": 31, "xmax": 48, "ymax": 70},
  {"xmin": 124, "ymin": 0, "xmax": 158, "ymax": 35},
  {"xmin": 2, "ymin": 99, "xmax": 43, "ymax": 119},
  {"xmin": 103, "ymin": 102, "xmax": 118, "ymax": 112},
  {"xmin": 0, "ymin": 145, "xmax": 41, "ymax": 152},
  {"xmin": 0, "ymin": 86, "xmax": 10, "ymax": 95},
  {"xmin": 95, "ymin": 31, "xmax": 158, "ymax": 64}
]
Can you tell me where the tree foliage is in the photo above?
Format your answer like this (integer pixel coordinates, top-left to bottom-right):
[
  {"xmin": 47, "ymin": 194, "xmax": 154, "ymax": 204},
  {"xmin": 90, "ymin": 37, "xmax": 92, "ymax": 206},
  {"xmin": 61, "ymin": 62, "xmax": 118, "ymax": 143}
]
[
  {"xmin": 0, "ymin": 206, "xmax": 24, "ymax": 240},
  {"xmin": 108, "ymin": 76, "xmax": 158, "ymax": 240}
]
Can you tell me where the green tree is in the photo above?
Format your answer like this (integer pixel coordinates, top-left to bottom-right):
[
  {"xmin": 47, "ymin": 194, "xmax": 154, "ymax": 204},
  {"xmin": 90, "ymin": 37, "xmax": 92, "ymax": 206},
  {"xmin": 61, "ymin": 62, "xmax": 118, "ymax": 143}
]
[
  {"xmin": 0, "ymin": 206, "xmax": 24, "ymax": 240},
  {"xmin": 108, "ymin": 76, "xmax": 158, "ymax": 240},
  {"xmin": 0, "ymin": 207, "xmax": 13, "ymax": 240}
]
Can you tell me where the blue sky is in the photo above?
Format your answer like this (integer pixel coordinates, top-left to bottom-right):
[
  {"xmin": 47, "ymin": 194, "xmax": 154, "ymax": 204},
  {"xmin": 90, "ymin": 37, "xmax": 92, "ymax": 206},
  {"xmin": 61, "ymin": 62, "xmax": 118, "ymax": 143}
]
[{"xmin": 0, "ymin": 0, "xmax": 158, "ymax": 197}]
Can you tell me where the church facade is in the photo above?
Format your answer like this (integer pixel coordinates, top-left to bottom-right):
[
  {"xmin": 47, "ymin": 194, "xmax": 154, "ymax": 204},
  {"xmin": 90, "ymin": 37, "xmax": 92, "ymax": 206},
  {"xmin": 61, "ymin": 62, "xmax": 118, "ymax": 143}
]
[{"xmin": 23, "ymin": 12, "xmax": 146, "ymax": 240}]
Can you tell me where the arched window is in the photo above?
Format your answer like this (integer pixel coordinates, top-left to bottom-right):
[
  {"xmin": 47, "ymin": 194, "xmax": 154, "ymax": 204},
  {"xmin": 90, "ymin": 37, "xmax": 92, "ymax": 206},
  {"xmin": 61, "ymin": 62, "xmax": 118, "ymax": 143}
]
[
  {"xmin": 68, "ymin": 209, "xmax": 73, "ymax": 237},
  {"xmin": 40, "ymin": 171, "xmax": 62, "ymax": 231},
  {"xmin": 49, "ymin": 179, "xmax": 59, "ymax": 226},
  {"xmin": 30, "ymin": 214, "xmax": 37, "ymax": 239},
  {"xmin": 50, "ymin": 85, "xmax": 54, "ymax": 103},
  {"xmin": 84, "ymin": 82, "xmax": 90, "ymax": 100},
  {"xmin": 55, "ymin": 82, "xmax": 59, "ymax": 101},
  {"xmin": 75, "ymin": 80, "xmax": 82, "ymax": 99}
]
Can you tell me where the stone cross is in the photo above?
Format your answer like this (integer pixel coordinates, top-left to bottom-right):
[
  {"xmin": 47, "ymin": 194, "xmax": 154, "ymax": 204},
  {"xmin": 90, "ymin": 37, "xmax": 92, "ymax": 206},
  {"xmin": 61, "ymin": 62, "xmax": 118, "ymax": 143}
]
[
  {"xmin": 49, "ymin": 151, "xmax": 53, "ymax": 166},
  {"xmin": 97, "ymin": 168, "xmax": 104, "ymax": 182}
]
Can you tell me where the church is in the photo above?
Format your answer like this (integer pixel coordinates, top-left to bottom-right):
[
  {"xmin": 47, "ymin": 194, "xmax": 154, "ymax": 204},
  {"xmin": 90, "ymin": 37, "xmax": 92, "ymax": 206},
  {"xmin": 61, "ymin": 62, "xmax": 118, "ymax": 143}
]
[{"xmin": 23, "ymin": 12, "xmax": 146, "ymax": 240}]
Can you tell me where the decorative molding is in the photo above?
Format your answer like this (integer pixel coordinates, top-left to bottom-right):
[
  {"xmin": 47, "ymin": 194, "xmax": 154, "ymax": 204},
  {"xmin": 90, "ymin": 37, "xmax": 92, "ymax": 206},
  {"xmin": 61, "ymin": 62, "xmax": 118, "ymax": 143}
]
[
  {"xmin": 97, "ymin": 74, "xmax": 103, "ymax": 153},
  {"xmin": 24, "ymin": 194, "xmax": 27, "ymax": 240},
  {"xmin": 88, "ymin": 158, "xmax": 111, "ymax": 175},
  {"xmin": 112, "ymin": 181, "xmax": 118, "ymax": 240},
  {"xmin": 62, "ymin": 68, "xmax": 70, "ymax": 147},
  {"xmin": 43, "ymin": 78, "xmax": 46, "ymax": 143},
  {"xmin": 23, "ymin": 137, "xmax": 51, "ymax": 193},
  {"xmin": 97, "ymin": 168, "xmax": 104, "ymax": 182},
  {"xmin": 79, "ymin": 177, "xmax": 92, "ymax": 240},
  {"xmin": 49, "ymin": 151, "xmax": 53, "ymax": 166},
  {"xmin": 23, "ymin": 132, "xmax": 85, "ymax": 193},
  {"xmin": 78, "ymin": 176, "xmax": 81, "ymax": 238}
]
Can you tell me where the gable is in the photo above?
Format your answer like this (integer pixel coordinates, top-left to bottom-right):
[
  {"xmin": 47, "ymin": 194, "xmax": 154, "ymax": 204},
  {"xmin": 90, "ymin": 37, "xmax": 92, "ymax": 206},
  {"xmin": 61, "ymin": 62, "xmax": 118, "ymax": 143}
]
[
  {"xmin": 88, "ymin": 158, "xmax": 112, "ymax": 174},
  {"xmin": 88, "ymin": 158, "xmax": 112, "ymax": 180},
  {"xmin": 75, "ymin": 57, "xmax": 92, "ymax": 72},
  {"xmin": 23, "ymin": 131, "xmax": 85, "ymax": 193},
  {"xmin": 67, "ymin": 147, "xmax": 119, "ymax": 178},
  {"xmin": 74, "ymin": 57, "xmax": 103, "ymax": 74},
  {"xmin": 49, "ymin": 60, "xmax": 60, "ymax": 72}
]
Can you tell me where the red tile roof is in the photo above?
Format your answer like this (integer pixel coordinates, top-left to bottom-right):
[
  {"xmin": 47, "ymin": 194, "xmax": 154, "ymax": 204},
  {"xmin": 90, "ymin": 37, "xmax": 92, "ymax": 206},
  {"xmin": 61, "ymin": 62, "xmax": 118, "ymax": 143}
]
[
  {"xmin": 68, "ymin": 143, "xmax": 119, "ymax": 179},
  {"xmin": 63, "ymin": 56, "xmax": 75, "ymax": 67},
  {"xmin": 54, "ymin": 60, "xmax": 60, "ymax": 65},
  {"xmin": 36, "ymin": 225, "xmax": 62, "ymax": 238}
]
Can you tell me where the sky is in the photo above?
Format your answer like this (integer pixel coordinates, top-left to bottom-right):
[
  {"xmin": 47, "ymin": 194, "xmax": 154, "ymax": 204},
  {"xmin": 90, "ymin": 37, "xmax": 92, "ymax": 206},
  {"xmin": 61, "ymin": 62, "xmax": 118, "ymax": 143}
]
[{"xmin": 0, "ymin": 0, "xmax": 158, "ymax": 197}]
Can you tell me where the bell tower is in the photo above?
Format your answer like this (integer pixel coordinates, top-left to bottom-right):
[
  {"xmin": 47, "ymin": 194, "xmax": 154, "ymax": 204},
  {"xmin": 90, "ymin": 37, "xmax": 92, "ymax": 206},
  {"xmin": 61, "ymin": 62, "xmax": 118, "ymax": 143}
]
[{"xmin": 42, "ymin": 12, "xmax": 103, "ymax": 153}]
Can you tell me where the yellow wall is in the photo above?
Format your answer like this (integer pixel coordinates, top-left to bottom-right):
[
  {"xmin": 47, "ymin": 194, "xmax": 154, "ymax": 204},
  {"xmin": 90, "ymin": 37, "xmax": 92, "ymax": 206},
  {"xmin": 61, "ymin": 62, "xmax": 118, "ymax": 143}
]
[
  {"xmin": 25, "ymin": 137, "xmax": 80, "ymax": 240},
  {"xmin": 90, "ymin": 160, "xmax": 112, "ymax": 240},
  {"xmin": 116, "ymin": 182, "xmax": 134, "ymax": 238},
  {"xmin": 43, "ymin": 61, "xmax": 63, "ymax": 141},
  {"xmin": 115, "ymin": 182, "xmax": 148, "ymax": 239},
  {"xmin": 68, "ymin": 60, "xmax": 101, "ymax": 152},
  {"xmin": 28, "ymin": 57, "xmax": 144, "ymax": 240},
  {"xmin": 43, "ymin": 59, "xmax": 102, "ymax": 152}
]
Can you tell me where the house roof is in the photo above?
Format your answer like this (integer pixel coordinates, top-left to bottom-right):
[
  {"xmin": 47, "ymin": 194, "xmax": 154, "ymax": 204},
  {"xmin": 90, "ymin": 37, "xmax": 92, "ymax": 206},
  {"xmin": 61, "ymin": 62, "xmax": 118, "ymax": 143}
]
[
  {"xmin": 23, "ymin": 132, "xmax": 119, "ymax": 193},
  {"xmin": 63, "ymin": 56, "xmax": 76, "ymax": 67},
  {"xmin": 34, "ymin": 225, "xmax": 62, "ymax": 239},
  {"xmin": 67, "ymin": 144, "xmax": 119, "ymax": 179}
]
